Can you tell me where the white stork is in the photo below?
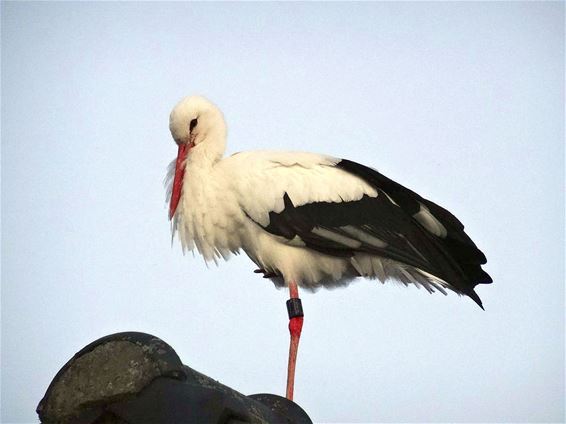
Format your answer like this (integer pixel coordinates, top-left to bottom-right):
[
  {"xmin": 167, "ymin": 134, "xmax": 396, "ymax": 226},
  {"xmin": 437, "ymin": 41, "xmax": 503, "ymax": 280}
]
[{"xmin": 166, "ymin": 95, "xmax": 492, "ymax": 401}]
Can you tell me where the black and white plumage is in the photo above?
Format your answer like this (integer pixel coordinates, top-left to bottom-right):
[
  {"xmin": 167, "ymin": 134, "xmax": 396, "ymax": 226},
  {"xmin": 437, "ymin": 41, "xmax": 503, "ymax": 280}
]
[{"xmin": 166, "ymin": 96, "xmax": 492, "ymax": 308}]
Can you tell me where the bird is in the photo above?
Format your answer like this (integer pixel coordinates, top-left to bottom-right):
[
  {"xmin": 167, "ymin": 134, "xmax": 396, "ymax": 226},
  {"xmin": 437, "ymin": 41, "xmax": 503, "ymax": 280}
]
[{"xmin": 165, "ymin": 95, "xmax": 492, "ymax": 401}]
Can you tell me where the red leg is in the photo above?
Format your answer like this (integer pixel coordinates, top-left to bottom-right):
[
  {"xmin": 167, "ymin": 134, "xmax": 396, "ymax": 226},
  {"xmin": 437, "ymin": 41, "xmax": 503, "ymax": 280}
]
[{"xmin": 286, "ymin": 280, "xmax": 303, "ymax": 401}]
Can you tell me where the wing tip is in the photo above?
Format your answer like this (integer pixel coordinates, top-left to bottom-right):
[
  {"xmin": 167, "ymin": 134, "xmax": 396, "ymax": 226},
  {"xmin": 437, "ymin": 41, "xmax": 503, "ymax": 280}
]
[{"xmin": 468, "ymin": 289, "xmax": 485, "ymax": 310}]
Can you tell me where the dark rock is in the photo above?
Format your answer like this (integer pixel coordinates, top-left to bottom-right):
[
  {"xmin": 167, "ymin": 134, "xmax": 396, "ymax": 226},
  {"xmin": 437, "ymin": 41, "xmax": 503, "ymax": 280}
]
[{"xmin": 37, "ymin": 332, "xmax": 312, "ymax": 424}]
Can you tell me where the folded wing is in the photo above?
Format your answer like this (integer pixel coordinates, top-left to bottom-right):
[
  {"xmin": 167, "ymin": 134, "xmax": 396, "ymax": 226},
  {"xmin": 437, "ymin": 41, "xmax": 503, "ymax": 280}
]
[{"xmin": 236, "ymin": 155, "xmax": 491, "ymax": 308}]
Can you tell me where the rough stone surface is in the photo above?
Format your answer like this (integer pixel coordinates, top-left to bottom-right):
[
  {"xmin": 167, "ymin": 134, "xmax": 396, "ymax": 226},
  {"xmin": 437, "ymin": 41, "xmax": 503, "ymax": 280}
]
[
  {"xmin": 41, "ymin": 341, "xmax": 160, "ymax": 421},
  {"xmin": 37, "ymin": 332, "xmax": 312, "ymax": 423}
]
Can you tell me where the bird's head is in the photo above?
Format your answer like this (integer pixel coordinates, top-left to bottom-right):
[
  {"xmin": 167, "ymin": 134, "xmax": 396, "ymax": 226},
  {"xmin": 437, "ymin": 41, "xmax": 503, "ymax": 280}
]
[
  {"xmin": 168, "ymin": 95, "xmax": 227, "ymax": 219},
  {"xmin": 169, "ymin": 95, "xmax": 225, "ymax": 147}
]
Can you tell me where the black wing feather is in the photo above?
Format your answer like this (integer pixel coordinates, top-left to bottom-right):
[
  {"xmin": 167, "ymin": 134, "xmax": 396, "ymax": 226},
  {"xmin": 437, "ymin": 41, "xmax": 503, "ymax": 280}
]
[
  {"xmin": 338, "ymin": 160, "xmax": 488, "ymax": 265},
  {"xmin": 257, "ymin": 159, "xmax": 492, "ymax": 308},
  {"xmin": 337, "ymin": 160, "xmax": 491, "ymax": 282}
]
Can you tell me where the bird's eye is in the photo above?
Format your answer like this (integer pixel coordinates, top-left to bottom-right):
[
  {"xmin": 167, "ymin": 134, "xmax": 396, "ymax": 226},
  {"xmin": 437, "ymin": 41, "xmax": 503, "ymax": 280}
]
[{"xmin": 189, "ymin": 118, "xmax": 198, "ymax": 131}]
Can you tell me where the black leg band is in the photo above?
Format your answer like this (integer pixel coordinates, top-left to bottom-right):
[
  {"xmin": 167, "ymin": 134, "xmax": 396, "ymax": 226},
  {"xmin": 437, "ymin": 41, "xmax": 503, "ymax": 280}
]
[{"xmin": 286, "ymin": 298, "xmax": 304, "ymax": 319}]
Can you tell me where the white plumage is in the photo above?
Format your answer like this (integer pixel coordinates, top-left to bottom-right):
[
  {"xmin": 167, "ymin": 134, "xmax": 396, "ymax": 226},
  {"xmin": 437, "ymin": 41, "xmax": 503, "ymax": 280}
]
[
  {"xmin": 166, "ymin": 95, "xmax": 491, "ymax": 305},
  {"xmin": 167, "ymin": 148, "xmax": 379, "ymax": 288}
]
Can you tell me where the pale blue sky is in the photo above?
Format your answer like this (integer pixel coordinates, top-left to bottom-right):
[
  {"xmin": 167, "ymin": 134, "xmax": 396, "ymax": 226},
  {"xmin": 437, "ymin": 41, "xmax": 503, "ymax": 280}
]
[{"xmin": 2, "ymin": 2, "xmax": 564, "ymax": 423}]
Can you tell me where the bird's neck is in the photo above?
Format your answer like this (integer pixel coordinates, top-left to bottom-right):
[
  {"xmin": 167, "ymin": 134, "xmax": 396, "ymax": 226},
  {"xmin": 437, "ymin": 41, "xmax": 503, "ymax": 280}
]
[{"xmin": 186, "ymin": 130, "xmax": 226, "ymax": 169}]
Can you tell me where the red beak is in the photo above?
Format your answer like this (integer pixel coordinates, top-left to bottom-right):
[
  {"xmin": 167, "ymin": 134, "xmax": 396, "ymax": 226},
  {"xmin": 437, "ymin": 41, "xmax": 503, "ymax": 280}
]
[{"xmin": 169, "ymin": 143, "xmax": 192, "ymax": 220}]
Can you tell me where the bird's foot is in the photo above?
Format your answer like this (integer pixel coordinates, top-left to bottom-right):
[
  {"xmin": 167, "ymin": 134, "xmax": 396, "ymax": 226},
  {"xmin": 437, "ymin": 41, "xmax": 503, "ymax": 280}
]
[{"xmin": 254, "ymin": 268, "xmax": 278, "ymax": 278}]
